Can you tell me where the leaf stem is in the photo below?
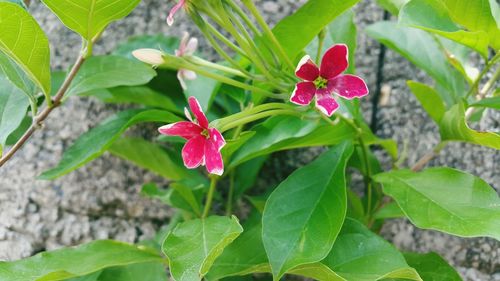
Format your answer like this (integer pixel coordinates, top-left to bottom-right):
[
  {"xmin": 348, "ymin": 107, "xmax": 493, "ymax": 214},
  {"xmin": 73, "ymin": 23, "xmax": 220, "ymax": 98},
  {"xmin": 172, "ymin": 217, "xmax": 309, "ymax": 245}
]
[
  {"xmin": 0, "ymin": 48, "xmax": 87, "ymax": 167},
  {"xmin": 316, "ymin": 29, "xmax": 326, "ymax": 65},
  {"xmin": 203, "ymin": 176, "xmax": 218, "ymax": 218},
  {"xmin": 226, "ymin": 172, "xmax": 235, "ymax": 216},
  {"xmin": 410, "ymin": 141, "xmax": 447, "ymax": 172},
  {"xmin": 218, "ymin": 109, "xmax": 303, "ymax": 132},
  {"xmin": 465, "ymin": 52, "xmax": 500, "ymax": 99}
]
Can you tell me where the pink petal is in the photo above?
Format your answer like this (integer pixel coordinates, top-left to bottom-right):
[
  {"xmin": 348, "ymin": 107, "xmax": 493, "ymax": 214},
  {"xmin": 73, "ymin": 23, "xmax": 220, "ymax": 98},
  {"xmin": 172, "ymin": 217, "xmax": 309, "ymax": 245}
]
[
  {"xmin": 320, "ymin": 44, "xmax": 349, "ymax": 80},
  {"xmin": 290, "ymin": 81, "xmax": 316, "ymax": 105},
  {"xmin": 167, "ymin": 0, "xmax": 186, "ymax": 26},
  {"xmin": 177, "ymin": 71, "xmax": 187, "ymax": 90},
  {"xmin": 204, "ymin": 139, "xmax": 224, "ymax": 176},
  {"xmin": 295, "ymin": 55, "xmax": 319, "ymax": 81},
  {"xmin": 158, "ymin": 121, "xmax": 203, "ymax": 139},
  {"xmin": 182, "ymin": 135, "xmax": 206, "ymax": 169},
  {"xmin": 188, "ymin": 96, "xmax": 209, "ymax": 129},
  {"xmin": 209, "ymin": 128, "xmax": 226, "ymax": 150},
  {"xmin": 315, "ymin": 93, "xmax": 339, "ymax": 117},
  {"xmin": 330, "ymin": 74, "xmax": 369, "ymax": 99},
  {"xmin": 185, "ymin": 37, "xmax": 198, "ymax": 56}
]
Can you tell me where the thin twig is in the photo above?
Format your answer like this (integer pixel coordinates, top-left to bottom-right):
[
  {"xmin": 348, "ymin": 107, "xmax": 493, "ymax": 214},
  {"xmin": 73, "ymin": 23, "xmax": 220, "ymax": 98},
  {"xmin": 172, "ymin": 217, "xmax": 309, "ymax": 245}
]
[
  {"xmin": 410, "ymin": 142, "xmax": 447, "ymax": 172},
  {"xmin": 0, "ymin": 54, "xmax": 86, "ymax": 167}
]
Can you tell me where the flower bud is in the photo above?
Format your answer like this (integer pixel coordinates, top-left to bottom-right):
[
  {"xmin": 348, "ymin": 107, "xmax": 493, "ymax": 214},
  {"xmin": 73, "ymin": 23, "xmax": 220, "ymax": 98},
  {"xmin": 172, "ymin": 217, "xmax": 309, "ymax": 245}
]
[{"xmin": 132, "ymin": 49, "xmax": 165, "ymax": 65}]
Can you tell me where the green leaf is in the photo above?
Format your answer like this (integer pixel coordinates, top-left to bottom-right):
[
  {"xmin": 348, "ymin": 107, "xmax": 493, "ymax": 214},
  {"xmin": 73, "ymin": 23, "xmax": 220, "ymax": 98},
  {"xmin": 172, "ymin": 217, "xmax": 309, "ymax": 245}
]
[
  {"xmin": 66, "ymin": 56, "xmax": 157, "ymax": 98},
  {"xmin": 207, "ymin": 216, "xmax": 269, "ymax": 281},
  {"xmin": 271, "ymin": 0, "xmax": 360, "ymax": 61},
  {"xmin": 97, "ymin": 262, "xmax": 168, "ymax": 281},
  {"xmin": 470, "ymin": 96, "xmax": 500, "ymax": 110},
  {"xmin": 82, "ymin": 86, "xmax": 180, "ymax": 113},
  {"xmin": 366, "ymin": 21, "xmax": 465, "ymax": 105},
  {"xmin": 288, "ymin": 263, "xmax": 345, "ymax": 281},
  {"xmin": 113, "ymin": 34, "xmax": 179, "ymax": 60},
  {"xmin": 230, "ymin": 115, "xmax": 355, "ymax": 167},
  {"xmin": 41, "ymin": 0, "xmax": 140, "ymax": 41},
  {"xmin": 399, "ymin": 0, "xmax": 489, "ymax": 58},
  {"xmin": 374, "ymin": 201, "xmax": 406, "ymax": 219},
  {"xmin": 162, "ymin": 216, "xmax": 243, "ymax": 281},
  {"xmin": 0, "ymin": 2, "xmax": 51, "ymax": 97},
  {"xmin": 440, "ymin": 0, "xmax": 500, "ymax": 50},
  {"xmin": 374, "ymin": 168, "xmax": 500, "ymax": 240},
  {"xmin": 262, "ymin": 142, "xmax": 353, "ymax": 279},
  {"xmin": 439, "ymin": 103, "xmax": 500, "ymax": 150},
  {"xmin": 39, "ymin": 109, "xmax": 181, "ymax": 180},
  {"xmin": 376, "ymin": 0, "xmax": 409, "ymax": 15},
  {"xmin": 108, "ymin": 137, "xmax": 199, "ymax": 181},
  {"xmin": 407, "ymin": 81, "xmax": 446, "ymax": 123},
  {"xmin": 0, "ymin": 75, "xmax": 30, "ymax": 148},
  {"xmin": 184, "ymin": 73, "xmax": 221, "ymax": 111},
  {"xmin": 0, "ymin": 240, "xmax": 164, "ymax": 281},
  {"xmin": 0, "ymin": 0, "xmax": 27, "ymax": 9},
  {"xmin": 404, "ymin": 252, "xmax": 462, "ymax": 281},
  {"xmin": 221, "ymin": 131, "xmax": 256, "ymax": 161},
  {"xmin": 321, "ymin": 218, "xmax": 421, "ymax": 281},
  {"xmin": 0, "ymin": 52, "xmax": 37, "ymax": 109}
]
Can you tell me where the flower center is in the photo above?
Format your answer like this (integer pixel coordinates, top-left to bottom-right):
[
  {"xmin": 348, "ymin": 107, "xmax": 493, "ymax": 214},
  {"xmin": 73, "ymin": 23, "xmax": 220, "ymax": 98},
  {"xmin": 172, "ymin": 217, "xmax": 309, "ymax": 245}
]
[
  {"xmin": 201, "ymin": 129, "xmax": 210, "ymax": 139},
  {"xmin": 313, "ymin": 77, "xmax": 328, "ymax": 89}
]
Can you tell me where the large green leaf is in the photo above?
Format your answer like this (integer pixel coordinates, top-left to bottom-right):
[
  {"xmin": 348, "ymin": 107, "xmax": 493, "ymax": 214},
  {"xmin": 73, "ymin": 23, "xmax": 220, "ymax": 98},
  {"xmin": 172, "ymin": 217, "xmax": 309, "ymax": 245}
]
[
  {"xmin": 321, "ymin": 218, "xmax": 421, "ymax": 281},
  {"xmin": 39, "ymin": 109, "xmax": 180, "ymax": 180},
  {"xmin": 407, "ymin": 81, "xmax": 446, "ymax": 123},
  {"xmin": 81, "ymin": 86, "xmax": 180, "ymax": 113},
  {"xmin": 97, "ymin": 262, "xmax": 167, "ymax": 281},
  {"xmin": 0, "ymin": 240, "xmax": 164, "ymax": 281},
  {"xmin": 0, "ymin": 75, "xmax": 30, "ymax": 149},
  {"xmin": 399, "ymin": 0, "xmax": 489, "ymax": 58},
  {"xmin": 0, "ymin": 2, "xmax": 51, "ymax": 96},
  {"xmin": 440, "ymin": 0, "xmax": 500, "ymax": 50},
  {"xmin": 108, "ymin": 137, "xmax": 198, "ymax": 181},
  {"xmin": 41, "ymin": 0, "xmax": 140, "ymax": 41},
  {"xmin": 162, "ymin": 216, "xmax": 243, "ymax": 281},
  {"xmin": 66, "ymin": 56, "xmax": 157, "ymax": 98},
  {"xmin": 262, "ymin": 142, "xmax": 353, "ymax": 279},
  {"xmin": 271, "ymin": 0, "xmax": 360, "ymax": 61},
  {"xmin": 374, "ymin": 168, "xmax": 500, "ymax": 240},
  {"xmin": 366, "ymin": 21, "xmax": 465, "ymax": 105},
  {"xmin": 470, "ymin": 96, "xmax": 500, "ymax": 110},
  {"xmin": 404, "ymin": 252, "xmax": 462, "ymax": 281},
  {"xmin": 230, "ymin": 115, "xmax": 355, "ymax": 167},
  {"xmin": 439, "ymin": 103, "xmax": 500, "ymax": 150}
]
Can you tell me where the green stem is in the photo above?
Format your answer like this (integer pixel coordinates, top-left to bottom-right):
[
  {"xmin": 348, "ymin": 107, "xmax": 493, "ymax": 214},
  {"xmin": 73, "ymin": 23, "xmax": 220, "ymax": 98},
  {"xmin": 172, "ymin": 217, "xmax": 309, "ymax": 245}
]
[
  {"xmin": 316, "ymin": 29, "xmax": 326, "ymax": 65},
  {"xmin": 203, "ymin": 176, "xmax": 218, "ymax": 218},
  {"xmin": 219, "ymin": 109, "xmax": 303, "ymax": 132},
  {"xmin": 241, "ymin": 0, "xmax": 295, "ymax": 70},
  {"xmin": 186, "ymin": 56, "xmax": 249, "ymax": 78},
  {"xmin": 226, "ymin": 171, "xmax": 235, "ymax": 216},
  {"xmin": 213, "ymin": 103, "xmax": 297, "ymax": 128},
  {"xmin": 465, "ymin": 52, "xmax": 500, "ymax": 99}
]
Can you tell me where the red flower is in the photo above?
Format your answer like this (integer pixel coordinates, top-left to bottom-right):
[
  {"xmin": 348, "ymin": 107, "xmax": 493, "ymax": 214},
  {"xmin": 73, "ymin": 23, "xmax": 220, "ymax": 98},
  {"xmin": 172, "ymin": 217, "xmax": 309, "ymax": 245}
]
[
  {"xmin": 167, "ymin": 0, "xmax": 186, "ymax": 26},
  {"xmin": 291, "ymin": 44, "xmax": 369, "ymax": 116},
  {"xmin": 158, "ymin": 97, "xmax": 226, "ymax": 175}
]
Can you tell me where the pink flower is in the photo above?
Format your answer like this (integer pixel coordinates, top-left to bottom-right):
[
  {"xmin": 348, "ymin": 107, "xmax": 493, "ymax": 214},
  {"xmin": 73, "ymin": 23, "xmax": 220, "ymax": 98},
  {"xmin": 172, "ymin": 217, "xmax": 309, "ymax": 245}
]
[
  {"xmin": 291, "ymin": 44, "xmax": 369, "ymax": 116},
  {"xmin": 167, "ymin": 0, "xmax": 186, "ymax": 26},
  {"xmin": 158, "ymin": 97, "xmax": 226, "ymax": 176},
  {"xmin": 176, "ymin": 32, "xmax": 198, "ymax": 90}
]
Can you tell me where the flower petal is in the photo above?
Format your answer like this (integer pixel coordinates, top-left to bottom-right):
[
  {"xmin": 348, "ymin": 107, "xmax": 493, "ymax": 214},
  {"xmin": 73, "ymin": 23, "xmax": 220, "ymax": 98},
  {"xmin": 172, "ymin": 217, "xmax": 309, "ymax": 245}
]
[
  {"xmin": 295, "ymin": 55, "xmax": 319, "ymax": 81},
  {"xmin": 188, "ymin": 96, "xmax": 209, "ymax": 128},
  {"xmin": 205, "ymin": 139, "xmax": 224, "ymax": 175},
  {"xmin": 330, "ymin": 74, "xmax": 369, "ymax": 99},
  {"xmin": 185, "ymin": 37, "xmax": 198, "ymax": 56},
  {"xmin": 315, "ymin": 93, "xmax": 339, "ymax": 117},
  {"xmin": 158, "ymin": 121, "xmax": 203, "ymax": 139},
  {"xmin": 209, "ymin": 128, "xmax": 226, "ymax": 150},
  {"xmin": 167, "ymin": 0, "xmax": 186, "ymax": 26},
  {"xmin": 182, "ymin": 135, "xmax": 206, "ymax": 169},
  {"xmin": 290, "ymin": 81, "xmax": 316, "ymax": 105},
  {"xmin": 320, "ymin": 44, "xmax": 349, "ymax": 79}
]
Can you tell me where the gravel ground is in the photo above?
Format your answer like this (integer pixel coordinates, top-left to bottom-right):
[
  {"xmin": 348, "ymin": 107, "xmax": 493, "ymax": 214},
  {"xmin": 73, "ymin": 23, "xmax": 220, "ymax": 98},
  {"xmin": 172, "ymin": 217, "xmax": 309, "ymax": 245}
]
[{"xmin": 0, "ymin": 0, "xmax": 498, "ymax": 280}]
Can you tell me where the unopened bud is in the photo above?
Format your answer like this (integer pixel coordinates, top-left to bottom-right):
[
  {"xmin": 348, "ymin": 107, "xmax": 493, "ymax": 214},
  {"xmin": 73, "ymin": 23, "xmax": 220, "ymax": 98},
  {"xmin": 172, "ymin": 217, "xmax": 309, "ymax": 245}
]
[{"xmin": 132, "ymin": 49, "xmax": 165, "ymax": 65}]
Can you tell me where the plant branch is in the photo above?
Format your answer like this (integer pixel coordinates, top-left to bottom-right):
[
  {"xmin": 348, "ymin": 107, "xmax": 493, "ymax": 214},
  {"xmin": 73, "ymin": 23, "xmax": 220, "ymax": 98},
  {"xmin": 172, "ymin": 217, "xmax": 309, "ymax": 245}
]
[
  {"xmin": 203, "ymin": 176, "xmax": 219, "ymax": 218},
  {"xmin": 0, "ymin": 53, "xmax": 86, "ymax": 167},
  {"xmin": 410, "ymin": 142, "xmax": 447, "ymax": 172}
]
